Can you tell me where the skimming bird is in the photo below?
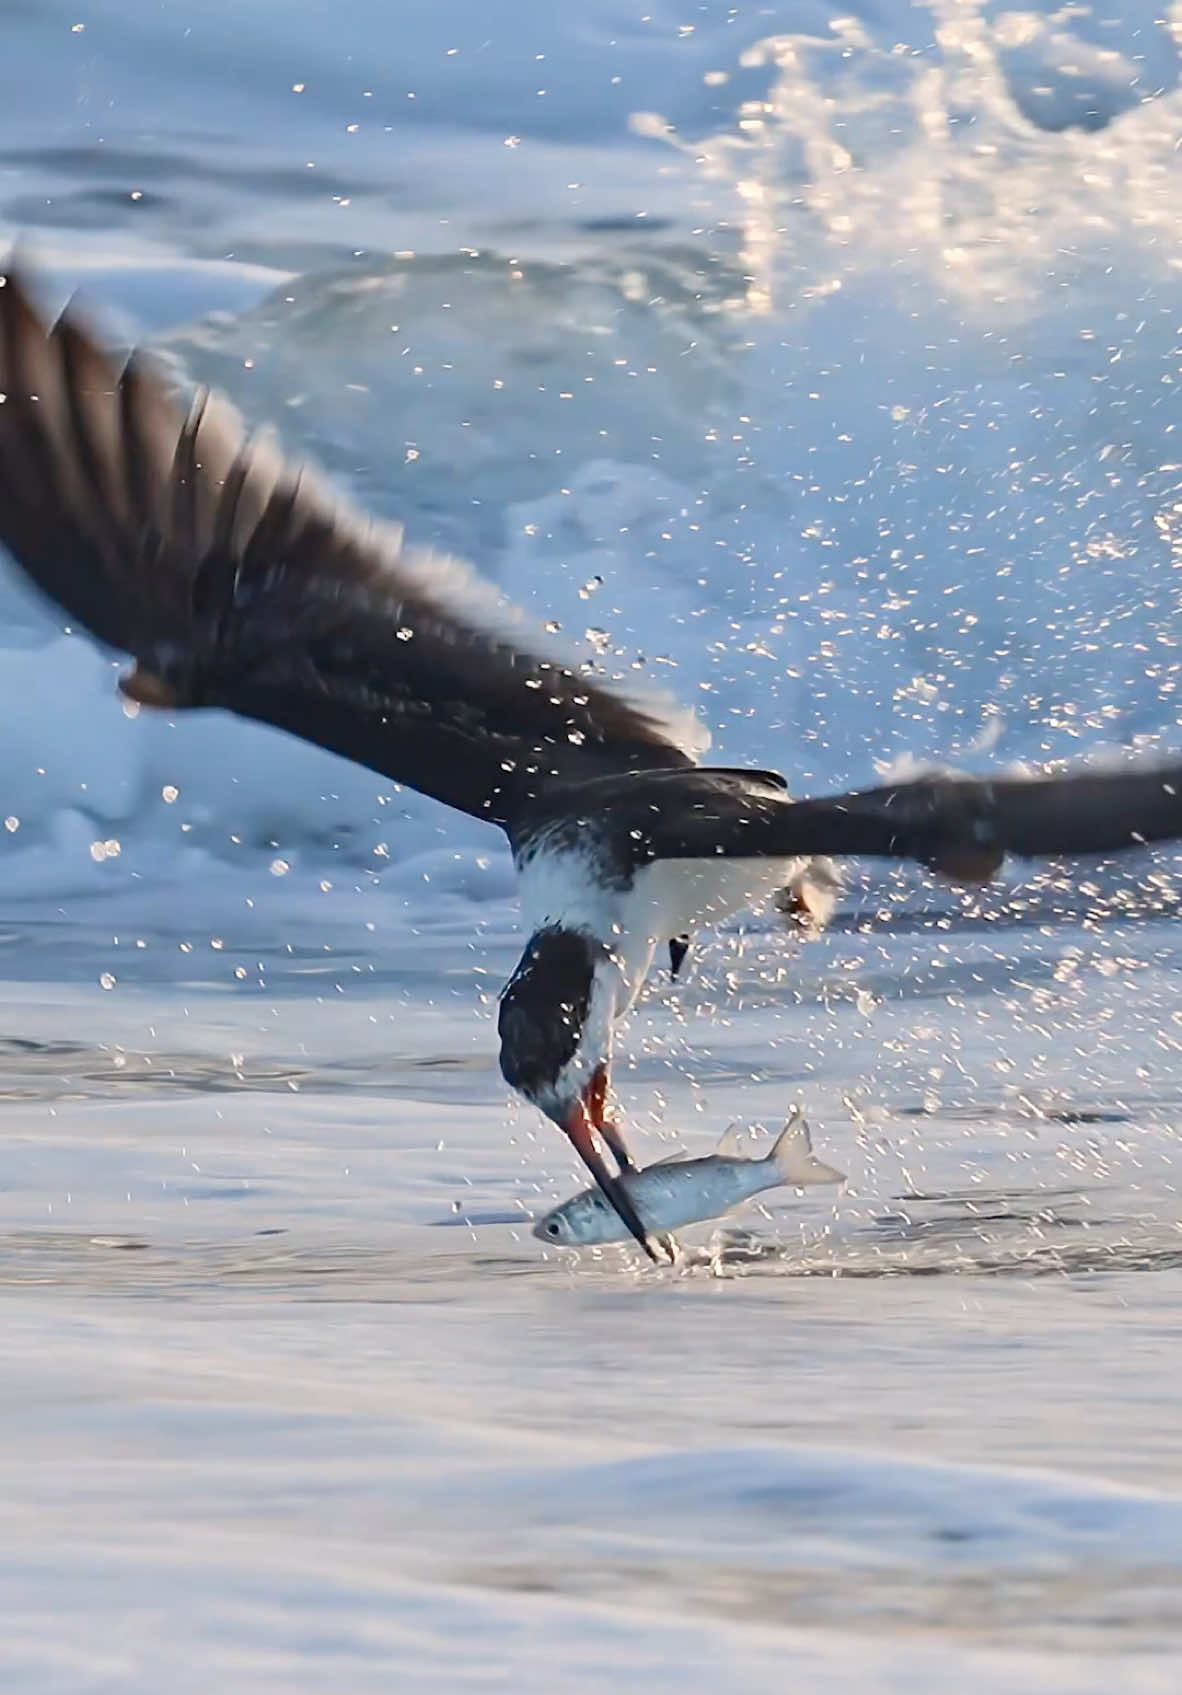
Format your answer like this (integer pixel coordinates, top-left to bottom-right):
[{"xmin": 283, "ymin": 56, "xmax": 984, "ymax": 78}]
[{"xmin": 2, "ymin": 263, "xmax": 1181, "ymax": 1260}]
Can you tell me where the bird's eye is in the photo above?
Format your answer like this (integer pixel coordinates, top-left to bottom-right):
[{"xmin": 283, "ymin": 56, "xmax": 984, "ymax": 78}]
[{"xmin": 545, "ymin": 1221, "xmax": 561, "ymax": 1237}]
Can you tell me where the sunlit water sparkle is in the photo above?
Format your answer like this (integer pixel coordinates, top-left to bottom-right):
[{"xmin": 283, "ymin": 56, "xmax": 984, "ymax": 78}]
[{"xmin": 5, "ymin": 2, "xmax": 1182, "ymax": 1690}]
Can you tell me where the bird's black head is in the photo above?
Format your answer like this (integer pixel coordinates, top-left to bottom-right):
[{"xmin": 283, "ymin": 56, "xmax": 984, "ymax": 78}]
[{"xmin": 497, "ymin": 926, "xmax": 600, "ymax": 1115}]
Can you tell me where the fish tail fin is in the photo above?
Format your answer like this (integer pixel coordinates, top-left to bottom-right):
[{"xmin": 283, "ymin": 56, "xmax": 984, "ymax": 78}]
[{"xmin": 769, "ymin": 1108, "xmax": 845, "ymax": 1187}]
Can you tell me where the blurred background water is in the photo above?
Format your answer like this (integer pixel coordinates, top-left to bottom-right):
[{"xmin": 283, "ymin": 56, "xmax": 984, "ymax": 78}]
[
  {"xmin": 4, "ymin": 0, "xmax": 1182, "ymax": 901},
  {"xmin": 4, "ymin": 5, "xmax": 1182, "ymax": 1691}
]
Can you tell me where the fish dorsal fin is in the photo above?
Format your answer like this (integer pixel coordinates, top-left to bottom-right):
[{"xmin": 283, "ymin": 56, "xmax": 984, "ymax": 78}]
[
  {"xmin": 650, "ymin": 1147, "xmax": 692, "ymax": 1166},
  {"xmin": 714, "ymin": 1122, "xmax": 750, "ymax": 1160},
  {"xmin": 769, "ymin": 1108, "xmax": 846, "ymax": 1187}
]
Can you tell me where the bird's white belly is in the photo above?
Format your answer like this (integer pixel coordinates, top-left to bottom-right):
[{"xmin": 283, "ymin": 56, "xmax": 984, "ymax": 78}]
[
  {"xmin": 515, "ymin": 846, "xmax": 804, "ymax": 1022},
  {"xmin": 517, "ymin": 844, "xmax": 802, "ymax": 943},
  {"xmin": 625, "ymin": 855, "xmax": 803, "ymax": 942}
]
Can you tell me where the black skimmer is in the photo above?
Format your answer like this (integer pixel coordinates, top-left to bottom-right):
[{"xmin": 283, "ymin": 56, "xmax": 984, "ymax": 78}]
[{"xmin": 3, "ymin": 263, "xmax": 1182, "ymax": 1261}]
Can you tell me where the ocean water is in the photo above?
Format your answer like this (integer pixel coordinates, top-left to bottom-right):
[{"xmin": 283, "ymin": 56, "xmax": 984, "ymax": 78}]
[{"xmin": 4, "ymin": 2, "xmax": 1182, "ymax": 1689}]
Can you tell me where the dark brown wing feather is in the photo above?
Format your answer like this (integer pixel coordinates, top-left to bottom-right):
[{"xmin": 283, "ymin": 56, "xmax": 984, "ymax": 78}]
[
  {"xmin": 0, "ymin": 266, "xmax": 695, "ymax": 826},
  {"xmin": 778, "ymin": 766, "xmax": 1182, "ymax": 872},
  {"xmin": 517, "ymin": 765, "xmax": 1182, "ymax": 878}
]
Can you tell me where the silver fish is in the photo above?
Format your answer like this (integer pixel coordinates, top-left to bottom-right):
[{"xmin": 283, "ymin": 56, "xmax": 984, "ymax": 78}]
[{"xmin": 533, "ymin": 1110, "xmax": 845, "ymax": 1248}]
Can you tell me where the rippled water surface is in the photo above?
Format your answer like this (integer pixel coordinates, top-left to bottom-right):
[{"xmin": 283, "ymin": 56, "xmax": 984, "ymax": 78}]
[{"xmin": 2, "ymin": 910, "xmax": 1182, "ymax": 1693}]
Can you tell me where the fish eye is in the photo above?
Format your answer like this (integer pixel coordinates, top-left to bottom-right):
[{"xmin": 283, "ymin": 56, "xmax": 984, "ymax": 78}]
[{"xmin": 545, "ymin": 1221, "xmax": 561, "ymax": 1237}]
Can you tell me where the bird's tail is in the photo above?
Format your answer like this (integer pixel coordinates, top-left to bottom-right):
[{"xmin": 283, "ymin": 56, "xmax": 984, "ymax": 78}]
[{"xmin": 774, "ymin": 858, "xmax": 842, "ymax": 934}]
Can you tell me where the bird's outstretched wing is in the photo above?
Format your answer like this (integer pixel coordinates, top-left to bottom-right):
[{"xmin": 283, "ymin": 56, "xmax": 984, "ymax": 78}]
[
  {"xmin": 0, "ymin": 265, "xmax": 697, "ymax": 826},
  {"xmin": 520, "ymin": 765, "xmax": 1182, "ymax": 880},
  {"xmin": 772, "ymin": 765, "xmax": 1182, "ymax": 877}
]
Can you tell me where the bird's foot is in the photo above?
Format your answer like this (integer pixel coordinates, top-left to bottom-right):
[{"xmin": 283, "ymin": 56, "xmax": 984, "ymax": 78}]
[{"xmin": 668, "ymin": 935, "xmax": 690, "ymax": 980}]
